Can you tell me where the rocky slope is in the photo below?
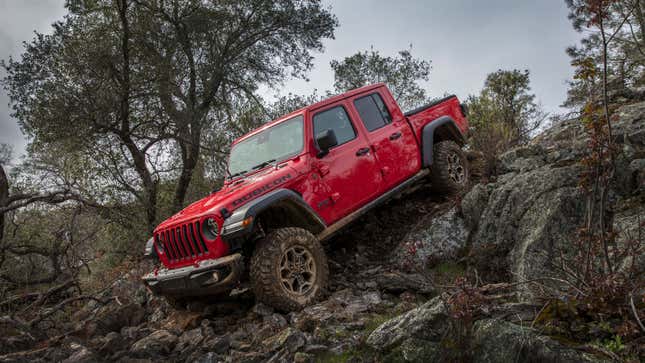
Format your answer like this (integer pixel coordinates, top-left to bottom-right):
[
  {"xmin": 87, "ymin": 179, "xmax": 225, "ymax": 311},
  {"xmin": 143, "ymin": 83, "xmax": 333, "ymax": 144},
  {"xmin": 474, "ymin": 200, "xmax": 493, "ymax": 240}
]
[{"xmin": 1, "ymin": 102, "xmax": 643, "ymax": 362}]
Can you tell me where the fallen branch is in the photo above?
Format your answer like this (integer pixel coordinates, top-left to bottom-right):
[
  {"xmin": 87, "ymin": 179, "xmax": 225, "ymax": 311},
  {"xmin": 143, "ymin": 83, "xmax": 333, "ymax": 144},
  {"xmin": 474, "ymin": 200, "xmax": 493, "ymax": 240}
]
[{"xmin": 629, "ymin": 292, "xmax": 645, "ymax": 333}]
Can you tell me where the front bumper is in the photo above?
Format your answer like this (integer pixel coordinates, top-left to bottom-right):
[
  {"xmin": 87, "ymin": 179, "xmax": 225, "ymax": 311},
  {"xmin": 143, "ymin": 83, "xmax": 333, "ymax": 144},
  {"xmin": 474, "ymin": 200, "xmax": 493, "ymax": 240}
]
[{"xmin": 142, "ymin": 253, "xmax": 243, "ymax": 297}]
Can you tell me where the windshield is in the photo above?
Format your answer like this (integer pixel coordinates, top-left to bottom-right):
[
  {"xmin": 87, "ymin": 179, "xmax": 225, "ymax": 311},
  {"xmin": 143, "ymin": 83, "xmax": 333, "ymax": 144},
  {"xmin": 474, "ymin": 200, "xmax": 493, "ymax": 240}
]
[{"xmin": 228, "ymin": 115, "xmax": 304, "ymax": 177}]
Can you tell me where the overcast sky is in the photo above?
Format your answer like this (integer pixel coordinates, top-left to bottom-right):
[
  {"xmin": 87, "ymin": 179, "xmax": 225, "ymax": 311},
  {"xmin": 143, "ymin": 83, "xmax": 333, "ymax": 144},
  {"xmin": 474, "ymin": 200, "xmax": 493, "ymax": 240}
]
[{"xmin": 0, "ymin": 0, "xmax": 581, "ymax": 160}]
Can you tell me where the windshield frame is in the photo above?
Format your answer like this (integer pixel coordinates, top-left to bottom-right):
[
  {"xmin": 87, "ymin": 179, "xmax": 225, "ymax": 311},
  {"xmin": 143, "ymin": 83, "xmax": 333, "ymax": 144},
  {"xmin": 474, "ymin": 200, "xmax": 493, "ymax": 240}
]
[{"xmin": 226, "ymin": 114, "xmax": 305, "ymax": 179}]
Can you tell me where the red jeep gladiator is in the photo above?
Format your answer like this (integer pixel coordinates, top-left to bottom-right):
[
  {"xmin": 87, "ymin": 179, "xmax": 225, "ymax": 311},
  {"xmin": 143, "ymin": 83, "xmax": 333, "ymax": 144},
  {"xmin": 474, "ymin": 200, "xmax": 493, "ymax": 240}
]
[{"xmin": 142, "ymin": 83, "xmax": 469, "ymax": 311}]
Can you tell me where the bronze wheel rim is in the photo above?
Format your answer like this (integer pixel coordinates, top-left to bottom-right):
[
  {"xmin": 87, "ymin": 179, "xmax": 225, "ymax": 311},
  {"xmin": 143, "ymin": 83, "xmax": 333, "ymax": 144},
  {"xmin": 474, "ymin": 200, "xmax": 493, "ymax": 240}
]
[
  {"xmin": 278, "ymin": 245, "xmax": 316, "ymax": 296},
  {"xmin": 447, "ymin": 151, "xmax": 466, "ymax": 184}
]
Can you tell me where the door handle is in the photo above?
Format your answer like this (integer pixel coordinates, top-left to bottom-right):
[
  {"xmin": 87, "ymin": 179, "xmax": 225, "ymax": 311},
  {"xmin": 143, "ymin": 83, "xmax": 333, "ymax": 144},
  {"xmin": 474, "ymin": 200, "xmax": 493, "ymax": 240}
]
[
  {"xmin": 389, "ymin": 131, "xmax": 402, "ymax": 140},
  {"xmin": 356, "ymin": 147, "xmax": 370, "ymax": 156}
]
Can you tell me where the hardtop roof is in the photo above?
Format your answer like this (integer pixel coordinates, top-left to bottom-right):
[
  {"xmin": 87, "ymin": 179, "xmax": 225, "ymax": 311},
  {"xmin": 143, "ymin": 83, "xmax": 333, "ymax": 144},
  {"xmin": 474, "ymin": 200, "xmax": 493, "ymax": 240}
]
[{"xmin": 232, "ymin": 83, "xmax": 385, "ymax": 146}]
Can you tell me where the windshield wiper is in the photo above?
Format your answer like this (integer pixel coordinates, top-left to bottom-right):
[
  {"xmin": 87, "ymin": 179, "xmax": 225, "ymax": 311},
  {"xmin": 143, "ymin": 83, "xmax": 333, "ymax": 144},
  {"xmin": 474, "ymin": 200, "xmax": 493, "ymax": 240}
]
[
  {"xmin": 251, "ymin": 159, "xmax": 277, "ymax": 170},
  {"xmin": 227, "ymin": 159, "xmax": 277, "ymax": 181},
  {"xmin": 228, "ymin": 170, "xmax": 248, "ymax": 180}
]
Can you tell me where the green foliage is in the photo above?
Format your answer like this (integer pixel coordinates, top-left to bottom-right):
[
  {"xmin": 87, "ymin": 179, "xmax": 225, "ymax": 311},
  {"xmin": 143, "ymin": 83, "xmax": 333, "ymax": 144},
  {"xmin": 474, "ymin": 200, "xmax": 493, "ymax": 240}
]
[
  {"xmin": 564, "ymin": 0, "xmax": 645, "ymax": 108},
  {"xmin": 1, "ymin": 0, "xmax": 338, "ymax": 234},
  {"xmin": 595, "ymin": 334, "xmax": 625, "ymax": 353},
  {"xmin": 0, "ymin": 144, "xmax": 11, "ymax": 165},
  {"xmin": 330, "ymin": 47, "xmax": 431, "ymax": 110},
  {"xmin": 0, "ymin": 0, "xmax": 339, "ymax": 315},
  {"xmin": 466, "ymin": 69, "xmax": 546, "ymax": 176}
]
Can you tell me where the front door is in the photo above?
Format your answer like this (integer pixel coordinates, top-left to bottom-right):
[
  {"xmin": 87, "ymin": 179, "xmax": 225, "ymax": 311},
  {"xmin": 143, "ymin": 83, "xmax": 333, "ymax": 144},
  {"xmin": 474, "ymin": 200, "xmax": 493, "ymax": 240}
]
[
  {"xmin": 351, "ymin": 91, "xmax": 420, "ymax": 188},
  {"xmin": 310, "ymin": 103, "xmax": 383, "ymax": 223}
]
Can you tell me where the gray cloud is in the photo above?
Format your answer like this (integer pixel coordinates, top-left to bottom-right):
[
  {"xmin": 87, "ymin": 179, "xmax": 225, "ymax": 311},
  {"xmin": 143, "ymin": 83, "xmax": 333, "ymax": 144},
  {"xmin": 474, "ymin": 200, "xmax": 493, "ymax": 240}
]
[
  {"xmin": 273, "ymin": 0, "xmax": 581, "ymax": 118},
  {"xmin": 0, "ymin": 0, "xmax": 67, "ymax": 160}
]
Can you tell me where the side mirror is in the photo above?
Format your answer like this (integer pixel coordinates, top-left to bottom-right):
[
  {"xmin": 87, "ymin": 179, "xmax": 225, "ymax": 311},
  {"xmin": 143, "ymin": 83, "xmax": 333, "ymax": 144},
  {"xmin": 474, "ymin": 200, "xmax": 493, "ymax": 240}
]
[{"xmin": 315, "ymin": 129, "xmax": 338, "ymax": 157}]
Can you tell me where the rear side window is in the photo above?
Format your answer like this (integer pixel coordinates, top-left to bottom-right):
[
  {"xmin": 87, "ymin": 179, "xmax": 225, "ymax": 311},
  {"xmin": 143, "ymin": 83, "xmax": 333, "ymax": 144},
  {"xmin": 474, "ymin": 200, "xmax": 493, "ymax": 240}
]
[
  {"xmin": 313, "ymin": 106, "xmax": 356, "ymax": 147},
  {"xmin": 354, "ymin": 93, "xmax": 392, "ymax": 132}
]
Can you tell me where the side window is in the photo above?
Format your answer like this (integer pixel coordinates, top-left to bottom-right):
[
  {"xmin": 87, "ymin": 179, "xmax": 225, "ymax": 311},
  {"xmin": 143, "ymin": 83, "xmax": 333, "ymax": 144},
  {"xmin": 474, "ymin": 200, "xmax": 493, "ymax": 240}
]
[
  {"xmin": 372, "ymin": 93, "xmax": 392, "ymax": 123},
  {"xmin": 353, "ymin": 93, "xmax": 392, "ymax": 132},
  {"xmin": 313, "ymin": 106, "xmax": 357, "ymax": 147}
]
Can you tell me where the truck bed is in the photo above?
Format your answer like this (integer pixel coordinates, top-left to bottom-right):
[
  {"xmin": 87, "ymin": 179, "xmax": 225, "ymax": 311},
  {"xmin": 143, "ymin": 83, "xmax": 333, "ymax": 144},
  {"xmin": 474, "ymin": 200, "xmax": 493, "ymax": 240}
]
[{"xmin": 404, "ymin": 95, "xmax": 469, "ymax": 143}]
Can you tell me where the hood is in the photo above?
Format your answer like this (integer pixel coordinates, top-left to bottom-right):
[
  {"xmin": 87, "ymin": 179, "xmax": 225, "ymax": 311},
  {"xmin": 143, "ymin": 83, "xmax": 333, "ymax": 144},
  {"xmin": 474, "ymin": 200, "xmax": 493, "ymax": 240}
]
[{"xmin": 155, "ymin": 165, "xmax": 297, "ymax": 232}]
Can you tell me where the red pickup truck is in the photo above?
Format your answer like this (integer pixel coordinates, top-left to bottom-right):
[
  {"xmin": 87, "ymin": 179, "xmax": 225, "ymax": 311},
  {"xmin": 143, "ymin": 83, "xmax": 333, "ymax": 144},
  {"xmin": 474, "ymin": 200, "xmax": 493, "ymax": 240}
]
[{"xmin": 142, "ymin": 83, "xmax": 469, "ymax": 311}]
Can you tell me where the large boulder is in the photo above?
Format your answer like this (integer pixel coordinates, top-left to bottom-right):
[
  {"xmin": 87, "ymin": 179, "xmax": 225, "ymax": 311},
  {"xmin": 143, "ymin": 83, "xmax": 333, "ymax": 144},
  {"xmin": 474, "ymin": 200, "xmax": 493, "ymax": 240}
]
[
  {"xmin": 469, "ymin": 162, "xmax": 585, "ymax": 289},
  {"xmin": 366, "ymin": 296, "xmax": 447, "ymax": 351},
  {"xmin": 464, "ymin": 101, "xmax": 645, "ymax": 296},
  {"xmin": 472, "ymin": 319, "xmax": 608, "ymax": 363},
  {"xmin": 393, "ymin": 207, "xmax": 469, "ymax": 270}
]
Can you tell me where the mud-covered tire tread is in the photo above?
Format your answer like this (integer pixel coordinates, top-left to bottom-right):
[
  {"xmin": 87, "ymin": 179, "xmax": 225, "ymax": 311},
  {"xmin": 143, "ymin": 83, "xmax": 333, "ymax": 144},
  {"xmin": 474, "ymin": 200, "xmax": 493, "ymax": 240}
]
[
  {"xmin": 430, "ymin": 140, "xmax": 470, "ymax": 193},
  {"xmin": 250, "ymin": 227, "xmax": 329, "ymax": 312}
]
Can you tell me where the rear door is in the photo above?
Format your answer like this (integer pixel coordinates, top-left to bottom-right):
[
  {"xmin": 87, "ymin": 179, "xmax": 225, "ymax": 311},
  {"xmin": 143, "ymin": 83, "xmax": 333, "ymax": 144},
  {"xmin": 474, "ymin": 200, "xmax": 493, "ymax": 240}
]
[
  {"xmin": 310, "ymin": 102, "xmax": 383, "ymax": 223},
  {"xmin": 351, "ymin": 91, "xmax": 420, "ymax": 188}
]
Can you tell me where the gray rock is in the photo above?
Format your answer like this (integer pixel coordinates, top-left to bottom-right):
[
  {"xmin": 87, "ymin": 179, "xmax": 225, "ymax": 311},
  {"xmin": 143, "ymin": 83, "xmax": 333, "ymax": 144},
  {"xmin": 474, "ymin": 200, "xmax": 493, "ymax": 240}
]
[
  {"xmin": 263, "ymin": 313, "xmax": 288, "ymax": 331},
  {"xmin": 262, "ymin": 327, "xmax": 306, "ymax": 353},
  {"xmin": 367, "ymin": 296, "xmax": 447, "ymax": 351},
  {"xmin": 173, "ymin": 327, "xmax": 204, "ymax": 354},
  {"xmin": 472, "ymin": 319, "xmax": 608, "ymax": 363},
  {"xmin": 192, "ymin": 352, "xmax": 222, "ymax": 363},
  {"xmin": 461, "ymin": 183, "xmax": 490, "ymax": 229},
  {"xmin": 399, "ymin": 338, "xmax": 441, "ymax": 362},
  {"xmin": 361, "ymin": 291, "xmax": 382, "ymax": 307},
  {"xmin": 499, "ymin": 144, "xmax": 547, "ymax": 173},
  {"xmin": 252, "ymin": 303, "xmax": 274, "ymax": 317},
  {"xmin": 303, "ymin": 344, "xmax": 328, "ymax": 354},
  {"xmin": 62, "ymin": 344, "xmax": 96, "ymax": 363},
  {"xmin": 471, "ymin": 163, "xmax": 585, "ymax": 294},
  {"xmin": 130, "ymin": 330, "xmax": 177, "ymax": 357},
  {"xmin": 394, "ymin": 207, "xmax": 468, "ymax": 269},
  {"xmin": 87, "ymin": 303, "xmax": 146, "ymax": 336},
  {"xmin": 293, "ymin": 352, "xmax": 314, "ymax": 363},
  {"xmin": 203, "ymin": 333, "xmax": 231, "ymax": 355},
  {"xmin": 97, "ymin": 332, "xmax": 127, "ymax": 355},
  {"xmin": 614, "ymin": 198, "xmax": 645, "ymax": 273},
  {"xmin": 629, "ymin": 158, "xmax": 645, "ymax": 191},
  {"xmin": 375, "ymin": 272, "xmax": 435, "ymax": 295}
]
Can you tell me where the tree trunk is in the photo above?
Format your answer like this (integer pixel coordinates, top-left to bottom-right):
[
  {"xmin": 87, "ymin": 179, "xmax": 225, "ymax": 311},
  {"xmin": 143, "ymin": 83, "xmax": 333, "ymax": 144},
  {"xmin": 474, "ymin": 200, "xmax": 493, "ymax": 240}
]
[
  {"xmin": 117, "ymin": 0, "xmax": 157, "ymax": 233},
  {"xmin": 634, "ymin": 0, "xmax": 645, "ymax": 45},
  {"xmin": 172, "ymin": 121, "xmax": 201, "ymax": 213},
  {"xmin": 0, "ymin": 164, "xmax": 8, "ymax": 243}
]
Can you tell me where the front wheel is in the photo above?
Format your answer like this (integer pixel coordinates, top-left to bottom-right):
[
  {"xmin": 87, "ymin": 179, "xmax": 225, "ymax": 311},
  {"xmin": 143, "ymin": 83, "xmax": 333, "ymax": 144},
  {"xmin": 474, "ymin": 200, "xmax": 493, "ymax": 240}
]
[
  {"xmin": 430, "ymin": 140, "xmax": 470, "ymax": 194},
  {"xmin": 250, "ymin": 227, "xmax": 329, "ymax": 312}
]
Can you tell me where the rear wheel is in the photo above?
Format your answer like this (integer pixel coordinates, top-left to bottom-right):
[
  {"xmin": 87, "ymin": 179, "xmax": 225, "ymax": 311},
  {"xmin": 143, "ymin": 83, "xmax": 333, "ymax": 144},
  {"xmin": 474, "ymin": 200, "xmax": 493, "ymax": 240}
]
[
  {"xmin": 250, "ymin": 227, "xmax": 329, "ymax": 312},
  {"xmin": 430, "ymin": 140, "xmax": 469, "ymax": 193}
]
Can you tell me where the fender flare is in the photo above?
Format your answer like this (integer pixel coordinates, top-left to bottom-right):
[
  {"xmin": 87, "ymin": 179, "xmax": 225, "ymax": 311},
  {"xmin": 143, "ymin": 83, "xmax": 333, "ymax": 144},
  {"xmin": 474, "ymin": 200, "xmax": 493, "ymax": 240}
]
[
  {"xmin": 421, "ymin": 116, "xmax": 465, "ymax": 167},
  {"xmin": 221, "ymin": 189, "xmax": 326, "ymax": 239}
]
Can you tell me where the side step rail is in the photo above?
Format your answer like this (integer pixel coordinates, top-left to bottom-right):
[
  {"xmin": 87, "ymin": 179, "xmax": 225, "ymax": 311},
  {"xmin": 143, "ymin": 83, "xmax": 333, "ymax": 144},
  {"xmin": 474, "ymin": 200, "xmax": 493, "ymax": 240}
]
[{"xmin": 317, "ymin": 169, "xmax": 429, "ymax": 242}]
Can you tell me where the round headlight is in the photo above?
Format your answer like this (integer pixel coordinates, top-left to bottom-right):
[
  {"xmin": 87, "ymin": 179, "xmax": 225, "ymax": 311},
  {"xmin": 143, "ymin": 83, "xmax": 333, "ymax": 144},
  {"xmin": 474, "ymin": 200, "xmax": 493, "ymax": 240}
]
[
  {"xmin": 155, "ymin": 237, "xmax": 164, "ymax": 254},
  {"xmin": 202, "ymin": 217, "xmax": 219, "ymax": 241}
]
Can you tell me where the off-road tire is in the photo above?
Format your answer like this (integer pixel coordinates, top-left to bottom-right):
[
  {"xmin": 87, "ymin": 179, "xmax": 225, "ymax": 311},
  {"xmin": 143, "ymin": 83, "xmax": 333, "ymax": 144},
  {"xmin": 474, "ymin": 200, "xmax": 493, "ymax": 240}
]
[
  {"xmin": 430, "ymin": 140, "xmax": 470, "ymax": 193},
  {"xmin": 250, "ymin": 227, "xmax": 329, "ymax": 312}
]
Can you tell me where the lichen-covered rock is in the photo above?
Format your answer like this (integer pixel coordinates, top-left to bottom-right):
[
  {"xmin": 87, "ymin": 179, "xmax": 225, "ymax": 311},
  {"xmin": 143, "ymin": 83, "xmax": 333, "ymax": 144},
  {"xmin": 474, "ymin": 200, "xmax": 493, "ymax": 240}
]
[
  {"xmin": 367, "ymin": 296, "xmax": 447, "ymax": 351},
  {"xmin": 468, "ymin": 101, "xmax": 645, "ymax": 297},
  {"xmin": 394, "ymin": 207, "xmax": 468, "ymax": 270},
  {"xmin": 61, "ymin": 344, "xmax": 96, "ymax": 363},
  {"xmin": 472, "ymin": 319, "xmax": 608, "ymax": 363},
  {"xmin": 471, "ymin": 162, "xmax": 585, "ymax": 289},
  {"xmin": 461, "ymin": 183, "xmax": 490, "ymax": 229},
  {"xmin": 375, "ymin": 272, "xmax": 435, "ymax": 295},
  {"xmin": 398, "ymin": 338, "xmax": 441, "ymax": 362},
  {"xmin": 262, "ymin": 327, "xmax": 305, "ymax": 353},
  {"xmin": 173, "ymin": 327, "xmax": 204, "ymax": 354},
  {"xmin": 130, "ymin": 330, "xmax": 177, "ymax": 357}
]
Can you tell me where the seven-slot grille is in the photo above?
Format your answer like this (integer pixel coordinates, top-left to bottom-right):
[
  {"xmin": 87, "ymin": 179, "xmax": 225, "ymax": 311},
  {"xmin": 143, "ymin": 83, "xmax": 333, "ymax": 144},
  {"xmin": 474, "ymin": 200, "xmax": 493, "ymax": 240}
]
[{"xmin": 155, "ymin": 221, "xmax": 209, "ymax": 262}]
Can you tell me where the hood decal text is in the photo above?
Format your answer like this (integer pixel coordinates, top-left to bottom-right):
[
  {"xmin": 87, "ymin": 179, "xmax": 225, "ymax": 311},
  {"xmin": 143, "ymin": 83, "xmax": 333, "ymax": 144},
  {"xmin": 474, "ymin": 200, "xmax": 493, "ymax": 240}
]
[{"xmin": 232, "ymin": 173, "xmax": 292, "ymax": 207}]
